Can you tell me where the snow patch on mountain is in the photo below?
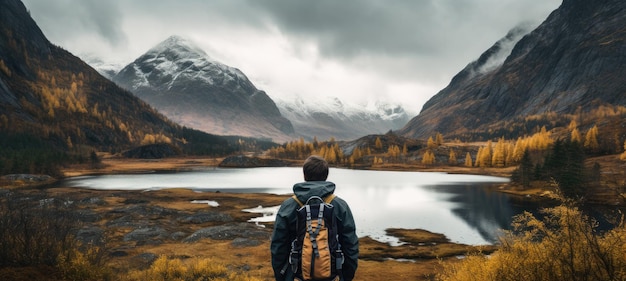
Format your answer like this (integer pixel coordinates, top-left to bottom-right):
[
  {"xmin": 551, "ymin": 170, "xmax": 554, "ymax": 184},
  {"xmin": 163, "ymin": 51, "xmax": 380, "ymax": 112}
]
[
  {"xmin": 274, "ymin": 95, "xmax": 409, "ymax": 141},
  {"xmin": 80, "ymin": 53, "xmax": 124, "ymax": 79},
  {"xmin": 112, "ymin": 35, "xmax": 295, "ymax": 142},
  {"xmin": 124, "ymin": 35, "xmax": 248, "ymax": 91}
]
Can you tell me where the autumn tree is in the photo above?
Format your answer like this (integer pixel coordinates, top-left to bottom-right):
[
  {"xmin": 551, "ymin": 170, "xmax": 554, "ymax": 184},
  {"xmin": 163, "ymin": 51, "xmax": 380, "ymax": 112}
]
[
  {"xmin": 492, "ymin": 138, "xmax": 507, "ymax": 167},
  {"xmin": 475, "ymin": 141, "xmax": 493, "ymax": 167},
  {"xmin": 474, "ymin": 147, "xmax": 483, "ymax": 167},
  {"xmin": 352, "ymin": 147, "xmax": 362, "ymax": 160},
  {"xmin": 464, "ymin": 152, "xmax": 473, "ymax": 167},
  {"xmin": 387, "ymin": 145, "xmax": 401, "ymax": 162},
  {"xmin": 374, "ymin": 137, "xmax": 382, "ymax": 150},
  {"xmin": 435, "ymin": 132, "xmax": 444, "ymax": 146},
  {"xmin": 620, "ymin": 141, "xmax": 626, "ymax": 161},
  {"xmin": 422, "ymin": 150, "xmax": 435, "ymax": 165},
  {"xmin": 427, "ymin": 137, "xmax": 437, "ymax": 150},
  {"xmin": 583, "ymin": 125, "xmax": 599, "ymax": 153},
  {"xmin": 448, "ymin": 149, "xmax": 457, "ymax": 165}
]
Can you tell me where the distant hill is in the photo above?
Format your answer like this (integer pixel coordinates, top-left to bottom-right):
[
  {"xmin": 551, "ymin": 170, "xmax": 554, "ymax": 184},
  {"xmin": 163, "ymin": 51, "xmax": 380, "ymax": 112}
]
[
  {"xmin": 113, "ymin": 36, "xmax": 295, "ymax": 143},
  {"xmin": 275, "ymin": 95, "xmax": 409, "ymax": 141},
  {"xmin": 399, "ymin": 0, "xmax": 626, "ymax": 141},
  {"xmin": 0, "ymin": 0, "xmax": 234, "ymax": 175}
]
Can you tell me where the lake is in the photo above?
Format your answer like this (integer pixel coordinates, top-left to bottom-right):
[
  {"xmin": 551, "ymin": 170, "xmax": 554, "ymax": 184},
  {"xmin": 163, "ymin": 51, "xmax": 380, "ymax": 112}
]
[{"xmin": 63, "ymin": 167, "xmax": 522, "ymax": 245}]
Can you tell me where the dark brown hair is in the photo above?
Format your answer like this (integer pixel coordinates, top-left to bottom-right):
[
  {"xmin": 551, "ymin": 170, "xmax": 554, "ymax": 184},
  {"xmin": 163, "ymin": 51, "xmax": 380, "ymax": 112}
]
[{"xmin": 303, "ymin": 155, "xmax": 329, "ymax": 181}]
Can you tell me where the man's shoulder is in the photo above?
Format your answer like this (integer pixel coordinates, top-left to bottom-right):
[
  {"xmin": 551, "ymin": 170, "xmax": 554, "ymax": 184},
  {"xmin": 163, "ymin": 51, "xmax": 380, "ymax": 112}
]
[{"xmin": 328, "ymin": 194, "xmax": 348, "ymax": 205}]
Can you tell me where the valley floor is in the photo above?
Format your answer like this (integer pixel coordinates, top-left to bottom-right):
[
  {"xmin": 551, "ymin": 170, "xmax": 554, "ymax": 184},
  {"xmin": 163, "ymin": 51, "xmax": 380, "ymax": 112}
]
[{"xmin": 2, "ymin": 154, "xmax": 624, "ymax": 280}]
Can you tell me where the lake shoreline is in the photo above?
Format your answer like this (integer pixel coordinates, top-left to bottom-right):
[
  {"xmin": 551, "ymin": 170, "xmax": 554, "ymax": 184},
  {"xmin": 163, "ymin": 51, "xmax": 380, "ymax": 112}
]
[
  {"xmin": 1, "ymin": 183, "xmax": 493, "ymax": 280},
  {"xmin": 2, "ymin": 155, "xmax": 622, "ymax": 280},
  {"xmin": 0, "ymin": 155, "xmax": 558, "ymax": 206}
]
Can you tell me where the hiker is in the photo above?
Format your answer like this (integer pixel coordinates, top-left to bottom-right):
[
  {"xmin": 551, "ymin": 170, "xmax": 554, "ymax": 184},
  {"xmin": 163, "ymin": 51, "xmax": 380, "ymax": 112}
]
[{"xmin": 271, "ymin": 155, "xmax": 359, "ymax": 281}]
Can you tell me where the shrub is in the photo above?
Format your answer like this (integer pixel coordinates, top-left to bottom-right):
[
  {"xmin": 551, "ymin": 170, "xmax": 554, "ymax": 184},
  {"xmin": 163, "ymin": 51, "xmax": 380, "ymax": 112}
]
[
  {"xmin": 0, "ymin": 190, "xmax": 109, "ymax": 280},
  {"xmin": 437, "ymin": 205, "xmax": 626, "ymax": 281},
  {"xmin": 124, "ymin": 256, "xmax": 262, "ymax": 281},
  {"xmin": 0, "ymin": 192, "xmax": 78, "ymax": 266},
  {"xmin": 57, "ymin": 247, "xmax": 111, "ymax": 281}
]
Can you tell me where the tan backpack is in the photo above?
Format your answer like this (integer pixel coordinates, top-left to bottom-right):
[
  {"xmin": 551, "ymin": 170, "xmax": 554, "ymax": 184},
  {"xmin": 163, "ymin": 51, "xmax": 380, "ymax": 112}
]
[{"xmin": 289, "ymin": 194, "xmax": 343, "ymax": 281}]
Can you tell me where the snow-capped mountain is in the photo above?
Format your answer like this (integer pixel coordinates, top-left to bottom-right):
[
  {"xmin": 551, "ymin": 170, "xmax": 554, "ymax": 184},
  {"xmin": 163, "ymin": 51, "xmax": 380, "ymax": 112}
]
[
  {"xmin": 112, "ymin": 35, "xmax": 295, "ymax": 142},
  {"xmin": 275, "ymin": 95, "xmax": 410, "ymax": 141},
  {"xmin": 80, "ymin": 53, "xmax": 124, "ymax": 79}
]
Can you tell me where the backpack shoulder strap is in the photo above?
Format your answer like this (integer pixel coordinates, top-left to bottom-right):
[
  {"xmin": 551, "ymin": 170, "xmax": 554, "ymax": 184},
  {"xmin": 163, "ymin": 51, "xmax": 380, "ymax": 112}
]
[
  {"xmin": 324, "ymin": 194, "xmax": 336, "ymax": 204},
  {"xmin": 292, "ymin": 195, "xmax": 304, "ymax": 207}
]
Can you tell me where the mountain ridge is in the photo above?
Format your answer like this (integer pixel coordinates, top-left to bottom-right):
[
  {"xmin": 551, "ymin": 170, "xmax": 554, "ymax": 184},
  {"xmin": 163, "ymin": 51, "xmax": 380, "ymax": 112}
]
[
  {"xmin": 0, "ymin": 0, "xmax": 234, "ymax": 172},
  {"xmin": 399, "ymin": 0, "xmax": 626, "ymax": 140},
  {"xmin": 275, "ymin": 95, "xmax": 409, "ymax": 141},
  {"xmin": 113, "ymin": 35, "xmax": 295, "ymax": 142}
]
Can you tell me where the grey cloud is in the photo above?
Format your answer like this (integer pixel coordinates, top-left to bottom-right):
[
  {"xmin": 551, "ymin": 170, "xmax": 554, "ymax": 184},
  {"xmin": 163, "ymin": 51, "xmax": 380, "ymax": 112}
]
[
  {"xmin": 248, "ymin": 1, "xmax": 440, "ymax": 56},
  {"xmin": 250, "ymin": 0, "xmax": 558, "ymax": 55},
  {"xmin": 22, "ymin": 0, "xmax": 126, "ymax": 47},
  {"xmin": 245, "ymin": 0, "xmax": 560, "ymax": 82},
  {"xmin": 20, "ymin": 0, "xmax": 561, "ymax": 108},
  {"xmin": 119, "ymin": 0, "xmax": 265, "ymax": 31}
]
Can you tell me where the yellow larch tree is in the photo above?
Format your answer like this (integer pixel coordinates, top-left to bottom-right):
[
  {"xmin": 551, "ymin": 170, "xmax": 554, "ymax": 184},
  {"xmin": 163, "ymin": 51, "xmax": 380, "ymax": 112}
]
[
  {"xmin": 492, "ymin": 138, "xmax": 507, "ymax": 167},
  {"xmin": 427, "ymin": 137, "xmax": 437, "ymax": 149},
  {"xmin": 422, "ymin": 150, "xmax": 435, "ymax": 165},
  {"xmin": 465, "ymin": 152, "xmax": 473, "ymax": 167},
  {"xmin": 584, "ymin": 125, "xmax": 599, "ymax": 152},
  {"xmin": 571, "ymin": 127, "xmax": 582, "ymax": 143},
  {"xmin": 448, "ymin": 149, "xmax": 457, "ymax": 165},
  {"xmin": 475, "ymin": 147, "xmax": 483, "ymax": 167},
  {"xmin": 435, "ymin": 132, "xmax": 444, "ymax": 146},
  {"xmin": 375, "ymin": 137, "xmax": 383, "ymax": 150}
]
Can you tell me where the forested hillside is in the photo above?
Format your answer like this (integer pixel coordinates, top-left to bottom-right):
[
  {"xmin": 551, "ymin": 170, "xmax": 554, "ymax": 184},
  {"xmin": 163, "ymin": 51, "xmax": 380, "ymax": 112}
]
[{"xmin": 0, "ymin": 0, "xmax": 234, "ymax": 176}]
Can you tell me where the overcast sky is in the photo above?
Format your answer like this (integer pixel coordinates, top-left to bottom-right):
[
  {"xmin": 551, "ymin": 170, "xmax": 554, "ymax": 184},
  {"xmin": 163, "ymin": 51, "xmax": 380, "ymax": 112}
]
[{"xmin": 22, "ymin": 0, "xmax": 560, "ymax": 115}]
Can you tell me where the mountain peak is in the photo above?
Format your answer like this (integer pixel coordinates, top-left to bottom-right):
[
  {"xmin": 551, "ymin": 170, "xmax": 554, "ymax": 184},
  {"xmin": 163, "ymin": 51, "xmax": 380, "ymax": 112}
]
[
  {"xmin": 113, "ymin": 35, "xmax": 295, "ymax": 142},
  {"xmin": 143, "ymin": 35, "xmax": 209, "ymax": 61}
]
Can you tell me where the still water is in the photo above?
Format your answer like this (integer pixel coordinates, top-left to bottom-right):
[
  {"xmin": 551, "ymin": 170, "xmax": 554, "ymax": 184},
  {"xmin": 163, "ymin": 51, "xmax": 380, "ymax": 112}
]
[{"xmin": 64, "ymin": 167, "xmax": 519, "ymax": 245}]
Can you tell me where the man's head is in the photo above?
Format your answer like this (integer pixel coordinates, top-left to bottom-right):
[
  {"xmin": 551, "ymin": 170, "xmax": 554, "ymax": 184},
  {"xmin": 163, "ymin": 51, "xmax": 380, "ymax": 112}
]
[{"xmin": 303, "ymin": 155, "xmax": 329, "ymax": 181}]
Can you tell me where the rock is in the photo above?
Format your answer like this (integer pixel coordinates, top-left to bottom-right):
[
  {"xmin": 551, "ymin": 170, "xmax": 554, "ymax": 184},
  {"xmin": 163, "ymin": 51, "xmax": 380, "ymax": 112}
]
[
  {"xmin": 110, "ymin": 205, "xmax": 183, "ymax": 218},
  {"xmin": 178, "ymin": 211, "xmax": 233, "ymax": 224},
  {"xmin": 106, "ymin": 216, "xmax": 150, "ymax": 228},
  {"xmin": 79, "ymin": 197, "xmax": 107, "ymax": 206},
  {"xmin": 76, "ymin": 209, "xmax": 101, "ymax": 223},
  {"xmin": 75, "ymin": 227, "xmax": 105, "ymax": 246},
  {"xmin": 170, "ymin": 231, "xmax": 188, "ymax": 241},
  {"xmin": 182, "ymin": 223, "xmax": 269, "ymax": 243},
  {"xmin": 123, "ymin": 226, "xmax": 169, "ymax": 243},
  {"xmin": 231, "ymin": 237, "xmax": 262, "ymax": 247},
  {"xmin": 1, "ymin": 174, "xmax": 52, "ymax": 182}
]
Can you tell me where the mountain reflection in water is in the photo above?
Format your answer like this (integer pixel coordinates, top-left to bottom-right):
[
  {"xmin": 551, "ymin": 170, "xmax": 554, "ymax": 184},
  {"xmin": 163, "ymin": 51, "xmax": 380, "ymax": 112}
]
[{"xmin": 63, "ymin": 167, "xmax": 527, "ymax": 245}]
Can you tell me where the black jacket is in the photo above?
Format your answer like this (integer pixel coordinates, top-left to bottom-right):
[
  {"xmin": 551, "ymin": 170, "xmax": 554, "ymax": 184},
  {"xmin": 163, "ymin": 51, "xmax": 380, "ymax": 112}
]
[{"xmin": 270, "ymin": 181, "xmax": 359, "ymax": 281}]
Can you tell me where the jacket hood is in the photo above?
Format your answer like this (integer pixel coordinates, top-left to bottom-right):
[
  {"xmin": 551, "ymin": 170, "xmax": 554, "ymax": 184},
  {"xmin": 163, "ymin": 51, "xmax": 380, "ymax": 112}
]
[{"xmin": 292, "ymin": 181, "xmax": 336, "ymax": 204}]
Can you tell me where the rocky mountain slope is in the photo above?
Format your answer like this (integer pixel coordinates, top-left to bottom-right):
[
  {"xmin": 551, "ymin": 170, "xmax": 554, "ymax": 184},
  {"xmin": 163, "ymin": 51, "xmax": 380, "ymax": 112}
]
[
  {"xmin": 113, "ymin": 36, "xmax": 295, "ymax": 142},
  {"xmin": 275, "ymin": 96, "xmax": 409, "ymax": 141},
  {"xmin": 399, "ymin": 0, "xmax": 626, "ymax": 140},
  {"xmin": 0, "ymin": 0, "xmax": 232, "ymax": 157}
]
